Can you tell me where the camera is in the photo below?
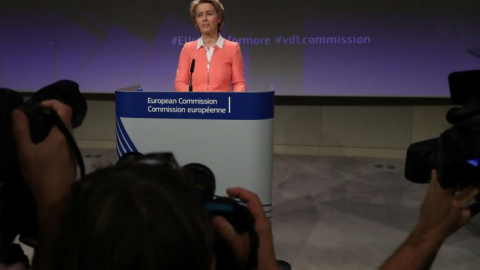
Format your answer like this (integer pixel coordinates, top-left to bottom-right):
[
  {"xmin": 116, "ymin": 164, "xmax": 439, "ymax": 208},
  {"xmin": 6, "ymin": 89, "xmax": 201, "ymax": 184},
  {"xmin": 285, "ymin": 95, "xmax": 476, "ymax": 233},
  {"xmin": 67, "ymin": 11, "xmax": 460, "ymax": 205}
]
[
  {"xmin": 118, "ymin": 151, "xmax": 258, "ymax": 269},
  {"xmin": 118, "ymin": 151, "xmax": 256, "ymax": 234},
  {"xmin": 0, "ymin": 80, "xmax": 87, "ymax": 249},
  {"xmin": 405, "ymin": 70, "xmax": 480, "ymax": 189}
]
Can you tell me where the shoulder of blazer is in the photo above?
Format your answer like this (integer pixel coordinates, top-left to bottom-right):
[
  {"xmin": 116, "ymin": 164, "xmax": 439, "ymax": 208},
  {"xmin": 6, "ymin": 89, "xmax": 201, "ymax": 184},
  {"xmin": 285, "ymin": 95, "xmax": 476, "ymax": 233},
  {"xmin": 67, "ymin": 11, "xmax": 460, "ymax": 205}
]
[
  {"xmin": 184, "ymin": 40, "xmax": 199, "ymax": 52},
  {"xmin": 222, "ymin": 39, "xmax": 240, "ymax": 50}
]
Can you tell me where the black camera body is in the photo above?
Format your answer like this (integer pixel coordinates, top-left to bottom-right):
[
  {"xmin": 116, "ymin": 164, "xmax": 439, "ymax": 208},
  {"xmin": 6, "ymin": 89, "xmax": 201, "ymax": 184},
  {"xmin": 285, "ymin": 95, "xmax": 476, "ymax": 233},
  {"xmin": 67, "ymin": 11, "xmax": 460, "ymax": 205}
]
[
  {"xmin": 405, "ymin": 70, "xmax": 480, "ymax": 189},
  {"xmin": 0, "ymin": 80, "xmax": 87, "ymax": 248},
  {"xmin": 18, "ymin": 102, "xmax": 59, "ymax": 143}
]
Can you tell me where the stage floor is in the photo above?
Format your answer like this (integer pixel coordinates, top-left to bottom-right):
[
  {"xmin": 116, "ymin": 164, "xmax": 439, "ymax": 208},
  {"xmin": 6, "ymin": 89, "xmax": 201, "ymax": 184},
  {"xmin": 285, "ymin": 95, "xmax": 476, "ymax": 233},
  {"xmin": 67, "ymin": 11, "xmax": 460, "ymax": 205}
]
[
  {"xmin": 36, "ymin": 150, "xmax": 478, "ymax": 269},
  {"xmin": 271, "ymin": 154, "xmax": 480, "ymax": 270}
]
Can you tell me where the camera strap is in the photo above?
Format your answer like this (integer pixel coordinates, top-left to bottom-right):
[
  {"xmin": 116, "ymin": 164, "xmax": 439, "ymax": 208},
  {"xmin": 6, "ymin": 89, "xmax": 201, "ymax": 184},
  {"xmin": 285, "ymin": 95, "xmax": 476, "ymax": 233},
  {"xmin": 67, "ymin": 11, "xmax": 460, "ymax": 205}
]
[
  {"xmin": 246, "ymin": 225, "xmax": 259, "ymax": 269},
  {"xmin": 50, "ymin": 109, "xmax": 86, "ymax": 179}
]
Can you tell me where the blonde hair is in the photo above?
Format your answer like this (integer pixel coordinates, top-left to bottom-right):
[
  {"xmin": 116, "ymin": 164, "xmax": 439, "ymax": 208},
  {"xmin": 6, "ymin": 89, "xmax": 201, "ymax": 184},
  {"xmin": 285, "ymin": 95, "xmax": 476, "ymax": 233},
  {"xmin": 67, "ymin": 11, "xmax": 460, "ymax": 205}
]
[{"xmin": 190, "ymin": 0, "xmax": 225, "ymax": 32}]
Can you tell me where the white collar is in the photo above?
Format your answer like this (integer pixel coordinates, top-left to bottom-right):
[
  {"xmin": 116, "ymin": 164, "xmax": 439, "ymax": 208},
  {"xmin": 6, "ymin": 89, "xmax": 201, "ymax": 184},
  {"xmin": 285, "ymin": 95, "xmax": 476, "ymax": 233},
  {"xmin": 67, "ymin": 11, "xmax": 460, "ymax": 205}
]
[{"xmin": 197, "ymin": 35, "xmax": 224, "ymax": 50}]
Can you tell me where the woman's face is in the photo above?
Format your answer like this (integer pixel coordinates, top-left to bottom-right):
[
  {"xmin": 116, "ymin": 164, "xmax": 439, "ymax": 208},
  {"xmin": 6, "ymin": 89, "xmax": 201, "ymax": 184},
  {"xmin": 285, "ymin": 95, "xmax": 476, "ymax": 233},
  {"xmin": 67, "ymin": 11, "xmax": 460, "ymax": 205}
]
[{"xmin": 195, "ymin": 3, "xmax": 221, "ymax": 35}]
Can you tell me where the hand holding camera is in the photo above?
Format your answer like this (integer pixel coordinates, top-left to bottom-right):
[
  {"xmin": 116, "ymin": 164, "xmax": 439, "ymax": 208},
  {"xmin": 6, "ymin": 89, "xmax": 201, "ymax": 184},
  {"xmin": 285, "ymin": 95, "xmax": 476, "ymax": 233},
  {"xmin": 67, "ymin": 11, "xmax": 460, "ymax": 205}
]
[
  {"xmin": 12, "ymin": 100, "xmax": 77, "ymax": 208},
  {"xmin": 1, "ymin": 80, "xmax": 87, "ymax": 249},
  {"xmin": 415, "ymin": 170, "xmax": 479, "ymax": 242},
  {"xmin": 213, "ymin": 187, "xmax": 280, "ymax": 270}
]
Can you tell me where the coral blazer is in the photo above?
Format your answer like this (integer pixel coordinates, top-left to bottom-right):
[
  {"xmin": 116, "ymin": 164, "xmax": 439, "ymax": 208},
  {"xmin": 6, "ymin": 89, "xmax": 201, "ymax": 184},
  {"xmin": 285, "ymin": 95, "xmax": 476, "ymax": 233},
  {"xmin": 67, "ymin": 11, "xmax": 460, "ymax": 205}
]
[{"xmin": 174, "ymin": 39, "xmax": 247, "ymax": 92}]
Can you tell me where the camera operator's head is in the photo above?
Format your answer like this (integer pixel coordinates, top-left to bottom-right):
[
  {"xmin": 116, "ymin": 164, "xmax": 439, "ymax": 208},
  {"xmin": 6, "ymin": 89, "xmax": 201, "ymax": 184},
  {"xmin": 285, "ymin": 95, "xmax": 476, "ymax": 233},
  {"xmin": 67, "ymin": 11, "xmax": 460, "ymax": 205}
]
[{"xmin": 60, "ymin": 157, "xmax": 215, "ymax": 270}]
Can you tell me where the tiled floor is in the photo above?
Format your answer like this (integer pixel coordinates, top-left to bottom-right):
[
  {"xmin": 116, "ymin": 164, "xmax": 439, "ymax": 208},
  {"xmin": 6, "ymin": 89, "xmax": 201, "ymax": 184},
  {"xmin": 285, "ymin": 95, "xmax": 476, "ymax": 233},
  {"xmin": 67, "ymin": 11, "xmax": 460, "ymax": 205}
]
[
  {"xmin": 271, "ymin": 154, "xmax": 480, "ymax": 270},
  {"xmin": 22, "ymin": 150, "xmax": 480, "ymax": 269}
]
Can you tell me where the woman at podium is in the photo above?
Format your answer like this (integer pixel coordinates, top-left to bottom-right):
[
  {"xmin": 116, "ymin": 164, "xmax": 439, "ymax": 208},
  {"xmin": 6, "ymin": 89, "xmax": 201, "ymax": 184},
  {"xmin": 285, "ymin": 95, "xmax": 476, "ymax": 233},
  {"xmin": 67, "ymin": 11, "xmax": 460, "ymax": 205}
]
[{"xmin": 174, "ymin": 0, "xmax": 247, "ymax": 92}]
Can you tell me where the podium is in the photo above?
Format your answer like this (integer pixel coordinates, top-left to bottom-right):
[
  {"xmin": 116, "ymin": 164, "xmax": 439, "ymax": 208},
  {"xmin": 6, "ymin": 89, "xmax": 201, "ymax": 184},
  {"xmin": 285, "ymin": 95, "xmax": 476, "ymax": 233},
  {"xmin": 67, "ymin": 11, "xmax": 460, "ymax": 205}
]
[{"xmin": 115, "ymin": 90, "xmax": 275, "ymax": 215}]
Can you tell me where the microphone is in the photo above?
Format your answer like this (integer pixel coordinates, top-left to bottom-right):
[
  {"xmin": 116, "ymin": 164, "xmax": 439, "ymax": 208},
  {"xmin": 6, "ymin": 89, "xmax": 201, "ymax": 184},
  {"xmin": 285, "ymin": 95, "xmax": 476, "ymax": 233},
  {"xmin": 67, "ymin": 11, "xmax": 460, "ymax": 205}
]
[{"xmin": 189, "ymin": 59, "xmax": 195, "ymax": 92}]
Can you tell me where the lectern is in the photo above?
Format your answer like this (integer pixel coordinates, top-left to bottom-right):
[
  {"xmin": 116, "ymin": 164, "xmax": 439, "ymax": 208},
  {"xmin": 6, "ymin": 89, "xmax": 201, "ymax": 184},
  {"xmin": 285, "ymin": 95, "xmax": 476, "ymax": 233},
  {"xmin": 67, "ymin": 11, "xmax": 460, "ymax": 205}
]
[{"xmin": 115, "ymin": 91, "xmax": 275, "ymax": 215}]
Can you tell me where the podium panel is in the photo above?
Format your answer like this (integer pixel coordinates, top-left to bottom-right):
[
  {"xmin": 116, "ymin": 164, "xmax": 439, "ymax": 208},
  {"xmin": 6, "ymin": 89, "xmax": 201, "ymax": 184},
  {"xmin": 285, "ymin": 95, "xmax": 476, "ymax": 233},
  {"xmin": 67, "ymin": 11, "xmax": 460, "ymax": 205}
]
[{"xmin": 115, "ymin": 91, "xmax": 274, "ymax": 215}]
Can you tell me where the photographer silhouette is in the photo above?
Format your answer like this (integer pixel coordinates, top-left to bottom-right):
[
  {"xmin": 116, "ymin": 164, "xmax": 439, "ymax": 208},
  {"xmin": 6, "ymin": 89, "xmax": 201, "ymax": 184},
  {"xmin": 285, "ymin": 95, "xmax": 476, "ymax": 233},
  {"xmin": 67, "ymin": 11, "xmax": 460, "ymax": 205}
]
[{"xmin": 7, "ymin": 99, "xmax": 281, "ymax": 270}]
